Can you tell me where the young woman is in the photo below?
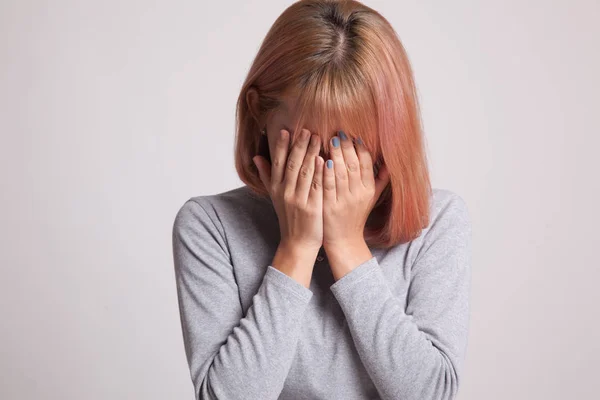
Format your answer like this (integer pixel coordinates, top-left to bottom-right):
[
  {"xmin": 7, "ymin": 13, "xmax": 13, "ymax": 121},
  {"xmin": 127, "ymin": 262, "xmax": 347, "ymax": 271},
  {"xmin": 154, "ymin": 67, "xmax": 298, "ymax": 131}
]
[{"xmin": 172, "ymin": 1, "xmax": 471, "ymax": 399}]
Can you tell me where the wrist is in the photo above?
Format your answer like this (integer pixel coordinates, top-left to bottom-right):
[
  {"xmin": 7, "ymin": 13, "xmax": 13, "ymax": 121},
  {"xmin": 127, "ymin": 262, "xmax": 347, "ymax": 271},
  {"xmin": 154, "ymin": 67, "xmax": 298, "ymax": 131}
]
[
  {"xmin": 323, "ymin": 238, "xmax": 372, "ymax": 281},
  {"xmin": 272, "ymin": 240, "xmax": 320, "ymax": 288},
  {"xmin": 323, "ymin": 237, "xmax": 366, "ymax": 256},
  {"xmin": 279, "ymin": 239, "xmax": 321, "ymax": 259}
]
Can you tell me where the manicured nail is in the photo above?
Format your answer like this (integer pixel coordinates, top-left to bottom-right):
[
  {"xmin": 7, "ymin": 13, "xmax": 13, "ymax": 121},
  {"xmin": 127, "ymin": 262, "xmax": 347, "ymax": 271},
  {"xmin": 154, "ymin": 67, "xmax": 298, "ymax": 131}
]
[
  {"xmin": 326, "ymin": 159, "xmax": 333, "ymax": 169},
  {"xmin": 338, "ymin": 130, "xmax": 347, "ymax": 140},
  {"xmin": 332, "ymin": 137, "xmax": 340, "ymax": 148},
  {"xmin": 356, "ymin": 137, "xmax": 363, "ymax": 145}
]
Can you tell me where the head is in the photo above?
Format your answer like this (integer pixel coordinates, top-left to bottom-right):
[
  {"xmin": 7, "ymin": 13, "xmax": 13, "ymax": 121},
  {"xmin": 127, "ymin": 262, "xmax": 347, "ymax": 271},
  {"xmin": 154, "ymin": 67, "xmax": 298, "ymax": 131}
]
[{"xmin": 235, "ymin": 0, "xmax": 431, "ymax": 247}]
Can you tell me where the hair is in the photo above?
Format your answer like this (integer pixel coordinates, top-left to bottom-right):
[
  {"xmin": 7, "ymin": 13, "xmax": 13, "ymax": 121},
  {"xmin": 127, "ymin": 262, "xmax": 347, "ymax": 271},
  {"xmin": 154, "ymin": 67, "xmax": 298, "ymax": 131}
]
[{"xmin": 234, "ymin": 0, "xmax": 431, "ymax": 248}]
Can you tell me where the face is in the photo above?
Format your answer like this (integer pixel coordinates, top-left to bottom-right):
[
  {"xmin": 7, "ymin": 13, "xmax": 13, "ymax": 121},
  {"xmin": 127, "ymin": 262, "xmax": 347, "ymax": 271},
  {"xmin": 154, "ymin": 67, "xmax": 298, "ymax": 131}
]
[
  {"xmin": 257, "ymin": 95, "xmax": 384, "ymax": 178},
  {"xmin": 264, "ymin": 96, "xmax": 332, "ymax": 162}
]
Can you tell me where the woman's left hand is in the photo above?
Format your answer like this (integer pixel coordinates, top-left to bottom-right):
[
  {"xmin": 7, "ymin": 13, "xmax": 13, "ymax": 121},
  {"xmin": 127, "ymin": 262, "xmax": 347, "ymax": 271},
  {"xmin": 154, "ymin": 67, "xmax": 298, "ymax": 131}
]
[{"xmin": 322, "ymin": 131, "xmax": 390, "ymax": 280}]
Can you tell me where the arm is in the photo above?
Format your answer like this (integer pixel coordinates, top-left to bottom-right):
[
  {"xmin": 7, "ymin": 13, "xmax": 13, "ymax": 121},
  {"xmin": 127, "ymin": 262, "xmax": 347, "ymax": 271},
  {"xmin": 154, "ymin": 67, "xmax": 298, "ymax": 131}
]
[
  {"xmin": 172, "ymin": 198, "xmax": 314, "ymax": 400},
  {"xmin": 328, "ymin": 194, "xmax": 472, "ymax": 400}
]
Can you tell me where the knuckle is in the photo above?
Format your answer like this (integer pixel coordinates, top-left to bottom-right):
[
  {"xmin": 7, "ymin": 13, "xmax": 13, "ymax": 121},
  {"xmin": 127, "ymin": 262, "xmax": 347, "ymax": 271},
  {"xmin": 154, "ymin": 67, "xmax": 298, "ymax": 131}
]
[
  {"xmin": 311, "ymin": 178, "xmax": 321, "ymax": 190},
  {"xmin": 299, "ymin": 165, "xmax": 311, "ymax": 179},
  {"xmin": 286, "ymin": 159, "xmax": 297, "ymax": 171},
  {"xmin": 335, "ymin": 170, "xmax": 347, "ymax": 180},
  {"xmin": 347, "ymin": 162, "xmax": 358, "ymax": 172},
  {"xmin": 308, "ymin": 207, "xmax": 319, "ymax": 218},
  {"xmin": 282, "ymin": 188, "xmax": 294, "ymax": 202}
]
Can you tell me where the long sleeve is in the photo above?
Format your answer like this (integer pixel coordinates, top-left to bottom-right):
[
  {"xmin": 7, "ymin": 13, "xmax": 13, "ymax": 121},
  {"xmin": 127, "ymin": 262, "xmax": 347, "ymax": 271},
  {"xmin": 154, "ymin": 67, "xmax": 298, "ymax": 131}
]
[
  {"xmin": 329, "ymin": 194, "xmax": 472, "ymax": 400},
  {"xmin": 172, "ymin": 198, "xmax": 314, "ymax": 400}
]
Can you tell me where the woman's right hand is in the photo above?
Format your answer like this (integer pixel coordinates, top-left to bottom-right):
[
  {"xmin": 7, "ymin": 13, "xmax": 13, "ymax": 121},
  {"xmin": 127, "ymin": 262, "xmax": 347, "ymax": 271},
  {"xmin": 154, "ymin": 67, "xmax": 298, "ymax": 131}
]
[{"xmin": 253, "ymin": 128, "xmax": 324, "ymax": 285}]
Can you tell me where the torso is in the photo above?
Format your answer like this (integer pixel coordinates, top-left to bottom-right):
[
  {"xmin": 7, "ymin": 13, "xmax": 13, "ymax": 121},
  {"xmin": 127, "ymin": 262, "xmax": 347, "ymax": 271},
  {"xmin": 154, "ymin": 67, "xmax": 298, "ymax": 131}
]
[{"xmin": 194, "ymin": 185, "xmax": 436, "ymax": 399}]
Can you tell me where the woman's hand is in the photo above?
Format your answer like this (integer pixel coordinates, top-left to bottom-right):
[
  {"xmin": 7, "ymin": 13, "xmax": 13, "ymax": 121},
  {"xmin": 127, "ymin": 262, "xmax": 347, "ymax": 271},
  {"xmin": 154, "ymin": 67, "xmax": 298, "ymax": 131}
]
[
  {"xmin": 322, "ymin": 131, "xmax": 390, "ymax": 280},
  {"xmin": 253, "ymin": 128, "xmax": 324, "ymax": 286}
]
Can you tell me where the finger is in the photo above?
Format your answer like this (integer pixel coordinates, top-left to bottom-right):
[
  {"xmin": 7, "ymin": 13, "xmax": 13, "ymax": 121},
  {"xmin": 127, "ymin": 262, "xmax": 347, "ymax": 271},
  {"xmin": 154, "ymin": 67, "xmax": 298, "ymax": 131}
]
[
  {"xmin": 329, "ymin": 134, "xmax": 348, "ymax": 197},
  {"xmin": 253, "ymin": 155, "xmax": 271, "ymax": 191},
  {"xmin": 283, "ymin": 128, "xmax": 311, "ymax": 192},
  {"xmin": 296, "ymin": 133, "xmax": 321, "ymax": 202},
  {"xmin": 355, "ymin": 137, "xmax": 375, "ymax": 188},
  {"xmin": 271, "ymin": 129, "xmax": 290, "ymax": 186},
  {"xmin": 308, "ymin": 155, "xmax": 324, "ymax": 206},
  {"xmin": 323, "ymin": 158, "xmax": 336, "ymax": 204},
  {"xmin": 338, "ymin": 130, "xmax": 361, "ymax": 193}
]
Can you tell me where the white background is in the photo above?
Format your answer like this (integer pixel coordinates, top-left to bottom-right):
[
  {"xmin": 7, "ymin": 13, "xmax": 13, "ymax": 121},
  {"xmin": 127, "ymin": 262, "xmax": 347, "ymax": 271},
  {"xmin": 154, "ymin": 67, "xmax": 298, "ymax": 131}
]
[{"xmin": 1, "ymin": 1, "xmax": 599, "ymax": 399}]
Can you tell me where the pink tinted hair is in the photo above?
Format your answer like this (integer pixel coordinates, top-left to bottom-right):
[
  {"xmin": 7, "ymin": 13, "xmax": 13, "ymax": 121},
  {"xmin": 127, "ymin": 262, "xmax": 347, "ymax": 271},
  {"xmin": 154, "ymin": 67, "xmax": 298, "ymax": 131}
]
[{"xmin": 235, "ymin": 0, "xmax": 431, "ymax": 247}]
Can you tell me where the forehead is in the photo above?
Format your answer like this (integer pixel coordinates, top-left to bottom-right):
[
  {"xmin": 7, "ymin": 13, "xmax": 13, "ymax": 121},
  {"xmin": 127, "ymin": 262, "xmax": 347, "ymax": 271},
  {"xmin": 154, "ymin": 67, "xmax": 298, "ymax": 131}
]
[{"xmin": 273, "ymin": 95, "xmax": 341, "ymax": 134}]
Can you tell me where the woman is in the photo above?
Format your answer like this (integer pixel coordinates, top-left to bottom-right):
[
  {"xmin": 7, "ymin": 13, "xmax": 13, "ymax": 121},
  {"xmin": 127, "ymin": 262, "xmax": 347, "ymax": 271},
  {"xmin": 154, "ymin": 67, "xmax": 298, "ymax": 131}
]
[{"xmin": 172, "ymin": 1, "xmax": 471, "ymax": 399}]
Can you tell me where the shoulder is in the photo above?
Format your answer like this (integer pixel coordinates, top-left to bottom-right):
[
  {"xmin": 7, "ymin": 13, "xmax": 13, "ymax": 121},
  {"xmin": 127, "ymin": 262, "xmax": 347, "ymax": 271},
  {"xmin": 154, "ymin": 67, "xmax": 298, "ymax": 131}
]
[
  {"xmin": 404, "ymin": 188, "xmax": 471, "ymax": 266},
  {"xmin": 172, "ymin": 185, "xmax": 273, "ymax": 238},
  {"xmin": 427, "ymin": 188, "xmax": 471, "ymax": 235}
]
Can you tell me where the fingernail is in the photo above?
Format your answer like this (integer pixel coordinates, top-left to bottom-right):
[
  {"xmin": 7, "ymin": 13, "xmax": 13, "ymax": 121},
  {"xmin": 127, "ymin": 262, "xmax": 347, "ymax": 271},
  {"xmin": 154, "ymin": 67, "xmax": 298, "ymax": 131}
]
[
  {"xmin": 332, "ymin": 137, "xmax": 340, "ymax": 148},
  {"xmin": 326, "ymin": 159, "xmax": 333, "ymax": 169},
  {"xmin": 356, "ymin": 137, "xmax": 363, "ymax": 145},
  {"xmin": 338, "ymin": 130, "xmax": 347, "ymax": 140}
]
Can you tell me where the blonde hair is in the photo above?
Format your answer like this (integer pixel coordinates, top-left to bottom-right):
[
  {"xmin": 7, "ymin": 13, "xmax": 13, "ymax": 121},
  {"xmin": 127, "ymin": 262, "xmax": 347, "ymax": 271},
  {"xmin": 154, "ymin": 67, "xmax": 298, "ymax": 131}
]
[{"xmin": 234, "ymin": 0, "xmax": 431, "ymax": 247}]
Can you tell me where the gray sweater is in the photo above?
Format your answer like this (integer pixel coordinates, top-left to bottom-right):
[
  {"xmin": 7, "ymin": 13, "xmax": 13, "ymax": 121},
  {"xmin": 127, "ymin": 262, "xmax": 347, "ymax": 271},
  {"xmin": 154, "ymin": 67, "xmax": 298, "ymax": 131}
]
[{"xmin": 172, "ymin": 185, "xmax": 471, "ymax": 400}]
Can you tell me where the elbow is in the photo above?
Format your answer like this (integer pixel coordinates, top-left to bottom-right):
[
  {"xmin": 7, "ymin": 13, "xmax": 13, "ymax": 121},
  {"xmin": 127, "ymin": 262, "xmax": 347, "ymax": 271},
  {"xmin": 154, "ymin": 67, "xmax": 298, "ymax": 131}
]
[
  {"xmin": 428, "ymin": 351, "xmax": 462, "ymax": 400},
  {"xmin": 402, "ymin": 350, "xmax": 461, "ymax": 400},
  {"xmin": 195, "ymin": 379, "xmax": 219, "ymax": 400}
]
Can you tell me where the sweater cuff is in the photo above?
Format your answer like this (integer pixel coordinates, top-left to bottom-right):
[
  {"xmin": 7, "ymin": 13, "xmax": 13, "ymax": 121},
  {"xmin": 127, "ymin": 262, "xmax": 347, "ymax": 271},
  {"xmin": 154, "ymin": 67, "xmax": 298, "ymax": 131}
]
[
  {"xmin": 329, "ymin": 256, "xmax": 380, "ymax": 297},
  {"xmin": 265, "ymin": 265, "xmax": 314, "ymax": 302}
]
